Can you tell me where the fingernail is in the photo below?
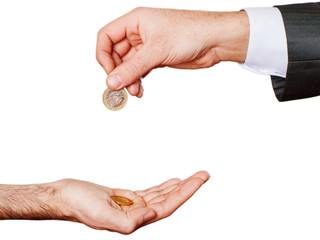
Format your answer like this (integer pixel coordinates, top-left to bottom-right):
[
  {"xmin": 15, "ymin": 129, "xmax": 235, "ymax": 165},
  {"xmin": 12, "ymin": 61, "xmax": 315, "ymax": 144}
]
[
  {"xmin": 198, "ymin": 171, "xmax": 210, "ymax": 182},
  {"xmin": 107, "ymin": 74, "xmax": 122, "ymax": 89},
  {"xmin": 143, "ymin": 211, "xmax": 156, "ymax": 222}
]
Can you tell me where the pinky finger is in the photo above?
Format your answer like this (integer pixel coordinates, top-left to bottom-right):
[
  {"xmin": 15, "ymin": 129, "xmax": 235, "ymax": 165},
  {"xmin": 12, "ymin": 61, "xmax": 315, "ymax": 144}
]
[
  {"xmin": 137, "ymin": 84, "xmax": 144, "ymax": 98},
  {"xmin": 126, "ymin": 81, "xmax": 140, "ymax": 96}
]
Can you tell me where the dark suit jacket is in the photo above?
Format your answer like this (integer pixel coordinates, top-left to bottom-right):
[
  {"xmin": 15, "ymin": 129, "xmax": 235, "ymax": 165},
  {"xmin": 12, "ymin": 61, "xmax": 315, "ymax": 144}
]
[{"xmin": 271, "ymin": 2, "xmax": 320, "ymax": 101}]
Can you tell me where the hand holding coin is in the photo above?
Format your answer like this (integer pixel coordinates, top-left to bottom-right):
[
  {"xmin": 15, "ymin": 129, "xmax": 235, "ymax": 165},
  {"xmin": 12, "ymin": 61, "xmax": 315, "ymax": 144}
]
[{"xmin": 56, "ymin": 171, "xmax": 209, "ymax": 234}]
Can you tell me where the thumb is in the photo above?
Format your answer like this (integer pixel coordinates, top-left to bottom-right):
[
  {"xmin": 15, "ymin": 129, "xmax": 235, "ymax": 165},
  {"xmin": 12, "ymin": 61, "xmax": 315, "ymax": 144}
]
[
  {"xmin": 128, "ymin": 207, "xmax": 156, "ymax": 226},
  {"xmin": 106, "ymin": 45, "xmax": 159, "ymax": 90},
  {"xmin": 118, "ymin": 208, "xmax": 156, "ymax": 234}
]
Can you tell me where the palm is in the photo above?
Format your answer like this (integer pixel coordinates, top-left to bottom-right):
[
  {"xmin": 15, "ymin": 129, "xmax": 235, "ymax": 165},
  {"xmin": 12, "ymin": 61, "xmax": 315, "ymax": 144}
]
[{"xmin": 60, "ymin": 171, "xmax": 209, "ymax": 234}]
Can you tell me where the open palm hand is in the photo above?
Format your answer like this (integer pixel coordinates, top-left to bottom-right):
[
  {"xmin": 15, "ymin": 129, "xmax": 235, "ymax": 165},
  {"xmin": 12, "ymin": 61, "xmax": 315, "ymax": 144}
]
[{"xmin": 56, "ymin": 171, "xmax": 209, "ymax": 234}]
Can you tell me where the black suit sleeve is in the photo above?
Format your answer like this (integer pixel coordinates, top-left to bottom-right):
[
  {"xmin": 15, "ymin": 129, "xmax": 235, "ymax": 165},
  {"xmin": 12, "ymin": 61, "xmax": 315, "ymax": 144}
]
[{"xmin": 271, "ymin": 2, "xmax": 320, "ymax": 101}]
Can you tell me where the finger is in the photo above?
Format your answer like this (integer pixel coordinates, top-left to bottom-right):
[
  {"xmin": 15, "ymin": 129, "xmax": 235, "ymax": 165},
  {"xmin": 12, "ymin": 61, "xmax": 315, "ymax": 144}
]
[
  {"xmin": 97, "ymin": 206, "xmax": 155, "ymax": 234},
  {"xmin": 112, "ymin": 51, "xmax": 123, "ymax": 67},
  {"xmin": 126, "ymin": 81, "xmax": 140, "ymax": 96},
  {"xmin": 126, "ymin": 77, "xmax": 142, "ymax": 96},
  {"xmin": 136, "ymin": 171, "xmax": 209, "ymax": 197},
  {"xmin": 96, "ymin": 16, "xmax": 128, "ymax": 74},
  {"xmin": 135, "ymin": 178, "xmax": 181, "ymax": 197},
  {"xmin": 124, "ymin": 207, "xmax": 156, "ymax": 234},
  {"xmin": 113, "ymin": 39, "xmax": 132, "ymax": 58},
  {"xmin": 122, "ymin": 47, "xmax": 137, "ymax": 62},
  {"xmin": 146, "ymin": 171, "xmax": 210, "ymax": 204},
  {"xmin": 184, "ymin": 171, "xmax": 210, "ymax": 184},
  {"xmin": 143, "ymin": 183, "xmax": 180, "ymax": 203},
  {"xmin": 135, "ymin": 78, "xmax": 143, "ymax": 98},
  {"xmin": 106, "ymin": 44, "xmax": 161, "ymax": 90},
  {"xmin": 146, "ymin": 171, "xmax": 210, "ymax": 220},
  {"xmin": 96, "ymin": 36, "xmax": 114, "ymax": 74},
  {"xmin": 136, "ymin": 84, "xmax": 144, "ymax": 98},
  {"xmin": 148, "ymin": 177, "xmax": 206, "ymax": 220},
  {"xmin": 142, "ymin": 70, "xmax": 152, "ymax": 78}
]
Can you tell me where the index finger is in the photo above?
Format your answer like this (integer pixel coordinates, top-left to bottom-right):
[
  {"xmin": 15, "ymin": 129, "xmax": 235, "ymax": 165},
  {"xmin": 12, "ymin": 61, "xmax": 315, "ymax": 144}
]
[
  {"xmin": 147, "ymin": 172, "xmax": 210, "ymax": 221},
  {"xmin": 96, "ymin": 15, "xmax": 129, "ymax": 74}
]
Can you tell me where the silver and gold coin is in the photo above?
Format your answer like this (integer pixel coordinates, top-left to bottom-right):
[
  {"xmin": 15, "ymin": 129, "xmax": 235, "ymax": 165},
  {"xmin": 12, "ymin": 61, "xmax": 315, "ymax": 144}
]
[
  {"xmin": 103, "ymin": 88, "xmax": 128, "ymax": 111},
  {"xmin": 110, "ymin": 195, "xmax": 133, "ymax": 206}
]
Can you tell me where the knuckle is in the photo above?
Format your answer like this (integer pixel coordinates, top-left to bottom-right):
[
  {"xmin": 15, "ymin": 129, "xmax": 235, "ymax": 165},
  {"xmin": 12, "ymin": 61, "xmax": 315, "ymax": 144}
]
[
  {"xmin": 124, "ymin": 61, "xmax": 144, "ymax": 81},
  {"xmin": 97, "ymin": 28, "xmax": 104, "ymax": 38},
  {"xmin": 96, "ymin": 54, "xmax": 101, "ymax": 64},
  {"xmin": 170, "ymin": 178, "xmax": 181, "ymax": 183},
  {"xmin": 132, "ymin": 6, "xmax": 146, "ymax": 13},
  {"xmin": 136, "ymin": 57, "xmax": 148, "ymax": 71},
  {"xmin": 96, "ymin": 57, "xmax": 104, "ymax": 69},
  {"xmin": 97, "ymin": 24, "xmax": 111, "ymax": 39}
]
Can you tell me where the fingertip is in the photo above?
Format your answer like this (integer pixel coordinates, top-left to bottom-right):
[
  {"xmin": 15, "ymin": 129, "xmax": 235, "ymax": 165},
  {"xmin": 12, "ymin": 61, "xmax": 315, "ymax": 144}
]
[
  {"xmin": 97, "ymin": 52, "xmax": 115, "ymax": 75},
  {"xmin": 188, "ymin": 171, "xmax": 210, "ymax": 183},
  {"xmin": 143, "ymin": 209, "xmax": 156, "ymax": 222},
  {"xmin": 107, "ymin": 74, "xmax": 123, "ymax": 90},
  {"xmin": 126, "ymin": 207, "xmax": 156, "ymax": 233},
  {"xmin": 197, "ymin": 171, "xmax": 211, "ymax": 183},
  {"xmin": 136, "ymin": 84, "xmax": 144, "ymax": 98},
  {"xmin": 126, "ymin": 82, "xmax": 140, "ymax": 96}
]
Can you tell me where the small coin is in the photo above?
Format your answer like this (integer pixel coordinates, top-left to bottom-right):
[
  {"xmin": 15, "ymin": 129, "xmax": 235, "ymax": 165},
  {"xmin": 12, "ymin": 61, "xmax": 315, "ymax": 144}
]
[
  {"xmin": 103, "ymin": 88, "xmax": 128, "ymax": 111},
  {"xmin": 110, "ymin": 195, "xmax": 134, "ymax": 206}
]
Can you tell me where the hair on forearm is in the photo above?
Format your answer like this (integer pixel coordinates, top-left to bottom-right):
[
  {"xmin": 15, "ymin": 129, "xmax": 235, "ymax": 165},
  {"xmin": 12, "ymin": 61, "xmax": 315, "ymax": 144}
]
[{"xmin": 0, "ymin": 183, "xmax": 63, "ymax": 220}]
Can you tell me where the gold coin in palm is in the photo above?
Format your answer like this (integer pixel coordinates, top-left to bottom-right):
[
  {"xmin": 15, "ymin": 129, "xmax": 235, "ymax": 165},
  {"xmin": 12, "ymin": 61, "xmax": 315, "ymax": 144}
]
[
  {"xmin": 110, "ymin": 195, "xmax": 134, "ymax": 206},
  {"xmin": 103, "ymin": 88, "xmax": 128, "ymax": 111}
]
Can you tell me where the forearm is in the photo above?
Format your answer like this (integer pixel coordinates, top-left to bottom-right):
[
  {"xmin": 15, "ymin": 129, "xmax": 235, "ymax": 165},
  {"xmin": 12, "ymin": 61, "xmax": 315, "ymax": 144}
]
[{"xmin": 0, "ymin": 182, "xmax": 64, "ymax": 220}]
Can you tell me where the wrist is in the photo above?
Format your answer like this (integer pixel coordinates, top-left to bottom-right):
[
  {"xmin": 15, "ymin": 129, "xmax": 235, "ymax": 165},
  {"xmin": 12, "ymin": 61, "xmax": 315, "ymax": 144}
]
[
  {"xmin": 33, "ymin": 182, "xmax": 66, "ymax": 220},
  {"xmin": 48, "ymin": 180, "xmax": 76, "ymax": 221},
  {"xmin": 210, "ymin": 11, "xmax": 249, "ymax": 63}
]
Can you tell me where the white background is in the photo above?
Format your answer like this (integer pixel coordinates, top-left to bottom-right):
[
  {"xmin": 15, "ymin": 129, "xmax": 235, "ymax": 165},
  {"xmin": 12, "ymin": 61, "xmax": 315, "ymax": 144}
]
[{"xmin": 0, "ymin": 0, "xmax": 319, "ymax": 239}]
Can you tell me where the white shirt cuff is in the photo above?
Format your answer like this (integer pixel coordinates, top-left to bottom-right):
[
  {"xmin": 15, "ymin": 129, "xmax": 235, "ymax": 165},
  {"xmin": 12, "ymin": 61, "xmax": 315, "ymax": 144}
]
[{"xmin": 240, "ymin": 7, "xmax": 288, "ymax": 78}]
